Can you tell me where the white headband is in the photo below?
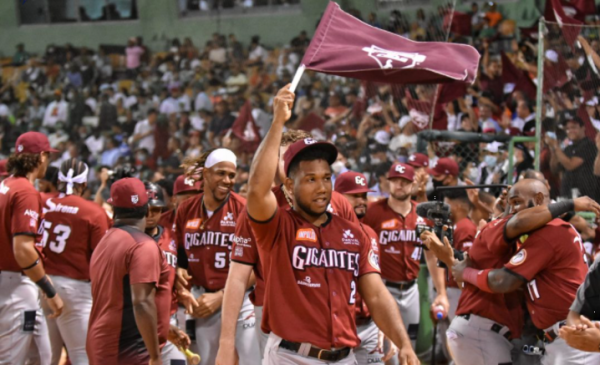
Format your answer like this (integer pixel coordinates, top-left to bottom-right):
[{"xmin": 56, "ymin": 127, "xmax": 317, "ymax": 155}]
[
  {"xmin": 205, "ymin": 148, "xmax": 237, "ymax": 169},
  {"xmin": 58, "ymin": 164, "xmax": 89, "ymax": 195}
]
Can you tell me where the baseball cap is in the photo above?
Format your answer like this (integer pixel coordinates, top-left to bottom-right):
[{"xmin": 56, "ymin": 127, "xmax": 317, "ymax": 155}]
[
  {"xmin": 173, "ymin": 175, "xmax": 202, "ymax": 195},
  {"xmin": 283, "ymin": 138, "xmax": 338, "ymax": 176},
  {"xmin": 427, "ymin": 158, "xmax": 459, "ymax": 177},
  {"xmin": 15, "ymin": 132, "xmax": 58, "ymax": 155},
  {"xmin": 144, "ymin": 181, "xmax": 167, "ymax": 208},
  {"xmin": 387, "ymin": 163, "xmax": 414, "ymax": 182},
  {"xmin": 485, "ymin": 141, "xmax": 504, "ymax": 154},
  {"xmin": 0, "ymin": 159, "xmax": 7, "ymax": 176},
  {"xmin": 108, "ymin": 178, "xmax": 148, "ymax": 208},
  {"xmin": 407, "ymin": 153, "xmax": 429, "ymax": 168},
  {"xmin": 334, "ymin": 171, "xmax": 374, "ymax": 194}
]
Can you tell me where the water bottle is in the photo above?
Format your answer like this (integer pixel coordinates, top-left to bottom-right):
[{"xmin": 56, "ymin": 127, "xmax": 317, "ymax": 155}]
[{"xmin": 434, "ymin": 305, "xmax": 447, "ymax": 320}]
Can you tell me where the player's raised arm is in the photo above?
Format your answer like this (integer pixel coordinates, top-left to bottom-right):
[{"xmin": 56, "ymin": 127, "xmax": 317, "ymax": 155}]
[{"xmin": 247, "ymin": 85, "xmax": 295, "ymax": 221}]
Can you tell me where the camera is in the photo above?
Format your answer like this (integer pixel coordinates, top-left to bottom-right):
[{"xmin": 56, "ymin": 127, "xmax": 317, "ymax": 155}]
[{"xmin": 415, "ymin": 200, "xmax": 461, "ymax": 265}]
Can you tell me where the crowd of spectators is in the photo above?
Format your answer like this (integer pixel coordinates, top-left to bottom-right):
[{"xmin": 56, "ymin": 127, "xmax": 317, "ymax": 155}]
[{"xmin": 0, "ymin": 1, "xmax": 600, "ymax": 208}]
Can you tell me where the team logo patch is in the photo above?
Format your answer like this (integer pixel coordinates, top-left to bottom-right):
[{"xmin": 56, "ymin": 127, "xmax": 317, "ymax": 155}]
[
  {"xmin": 296, "ymin": 228, "xmax": 317, "ymax": 242},
  {"xmin": 234, "ymin": 246, "xmax": 244, "ymax": 257},
  {"xmin": 184, "ymin": 177, "xmax": 195, "ymax": 186},
  {"xmin": 29, "ymin": 218, "xmax": 36, "ymax": 228},
  {"xmin": 169, "ymin": 240, "xmax": 177, "ymax": 252},
  {"xmin": 509, "ymin": 249, "xmax": 527, "ymax": 266},
  {"xmin": 368, "ymin": 249, "xmax": 380, "ymax": 271},
  {"xmin": 303, "ymin": 138, "xmax": 317, "ymax": 145},
  {"xmin": 131, "ymin": 195, "xmax": 139, "ymax": 204},
  {"xmin": 370, "ymin": 238, "xmax": 379, "ymax": 252},
  {"xmin": 220, "ymin": 212, "xmax": 236, "ymax": 227},
  {"xmin": 297, "ymin": 276, "xmax": 321, "ymax": 288},
  {"xmin": 362, "ymin": 45, "xmax": 426, "ymax": 70},
  {"xmin": 186, "ymin": 219, "xmax": 201, "ymax": 229},
  {"xmin": 384, "ymin": 246, "xmax": 401, "ymax": 255},
  {"xmin": 24, "ymin": 209, "xmax": 39, "ymax": 220},
  {"xmin": 17, "ymin": 145, "xmax": 24, "ymax": 153},
  {"xmin": 342, "ymin": 229, "xmax": 360, "ymax": 245},
  {"xmin": 355, "ymin": 176, "xmax": 366, "ymax": 186},
  {"xmin": 381, "ymin": 219, "xmax": 399, "ymax": 230}
]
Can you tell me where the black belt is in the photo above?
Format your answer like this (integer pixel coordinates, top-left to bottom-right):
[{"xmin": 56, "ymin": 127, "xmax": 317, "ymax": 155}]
[
  {"xmin": 459, "ymin": 314, "xmax": 512, "ymax": 340},
  {"xmin": 279, "ymin": 339, "xmax": 351, "ymax": 361},
  {"xmin": 544, "ymin": 321, "xmax": 566, "ymax": 344},
  {"xmin": 355, "ymin": 316, "xmax": 372, "ymax": 327},
  {"xmin": 385, "ymin": 280, "xmax": 416, "ymax": 291}
]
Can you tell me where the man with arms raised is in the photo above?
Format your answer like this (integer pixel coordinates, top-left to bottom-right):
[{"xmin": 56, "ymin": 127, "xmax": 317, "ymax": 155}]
[{"xmin": 246, "ymin": 85, "xmax": 418, "ymax": 364}]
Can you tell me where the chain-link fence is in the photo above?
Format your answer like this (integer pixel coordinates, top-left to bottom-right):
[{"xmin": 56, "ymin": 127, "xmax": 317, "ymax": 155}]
[{"xmin": 538, "ymin": 19, "xmax": 600, "ymax": 202}]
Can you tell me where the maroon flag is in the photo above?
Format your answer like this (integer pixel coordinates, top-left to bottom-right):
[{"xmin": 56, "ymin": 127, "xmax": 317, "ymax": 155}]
[
  {"xmin": 437, "ymin": 82, "xmax": 468, "ymax": 105},
  {"xmin": 571, "ymin": 0, "xmax": 596, "ymax": 15},
  {"xmin": 297, "ymin": 112, "xmax": 326, "ymax": 132},
  {"xmin": 544, "ymin": 0, "xmax": 582, "ymax": 48},
  {"xmin": 301, "ymin": 2, "xmax": 480, "ymax": 85},
  {"xmin": 443, "ymin": 12, "xmax": 472, "ymax": 37},
  {"xmin": 501, "ymin": 53, "xmax": 537, "ymax": 101},
  {"xmin": 230, "ymin": 101, "xmax": 260, "ymax": 153}
]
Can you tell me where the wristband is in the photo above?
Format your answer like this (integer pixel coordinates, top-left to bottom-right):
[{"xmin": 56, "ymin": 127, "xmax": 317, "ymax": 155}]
[
  {"xmin": 21, "ymin": 259, "xmax": 39, "ymax": 271},
  {"xmin": 463, "ymin": 268, "xmax": 493, "ymax": 293},
  {"xmin": 35, "ymin": 275, "xmax": 57, "ymax": 299},
  {"xmin": 548, "ymin": 200, "xmax": 574, "ymax": 219}
]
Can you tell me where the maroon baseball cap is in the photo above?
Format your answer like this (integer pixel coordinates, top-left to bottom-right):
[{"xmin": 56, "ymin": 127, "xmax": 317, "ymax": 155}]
[
  {"xmin": 427, "ymin": 158, "xmax": 459, "ymax": 177},
  {"xmin": 15, "ymin": 132, "xmax": 58, "ymax": 155},
  {"xmin": 407, "ymin": 153, "xmax": 429, "ymax": 168},
  {"xmin": 0, "ymin": 159, "xmax": 7, "ymax": 176},
  {"xmin": 283, "ymin": 138, "xmax": 338, "ymax": 176},
  {"xmin": 107, "ymin": 178, "xmax": 149, "ymax": 208},
  {"xmin": 173, "ymin": 175, "xmax": 202, "ymax": 195},
  {"xmin": 334, "ymin": 171, "xmax": 374, "ymax": 194},
  {"xmin": 387, "ymin": 163, "xmax": 414, "ymax": 181}
]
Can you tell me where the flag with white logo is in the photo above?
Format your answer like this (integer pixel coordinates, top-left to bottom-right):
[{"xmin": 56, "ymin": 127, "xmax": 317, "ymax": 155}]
[{"xmin": 300, "ymin": 1, "xmax": 480, "ymax": 84}]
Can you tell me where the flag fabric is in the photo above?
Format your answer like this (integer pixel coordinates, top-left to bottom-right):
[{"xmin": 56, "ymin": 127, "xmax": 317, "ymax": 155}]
[
  {"xmin": 571, "ymin": 0, "xmax": 596, "ymax": 15},
  {"xmin": 297, "ymin": 112, "xmax": 326, "ymax": 133},
  {"xmin": 230, "ymin": 100, "xmax": 260, "ymax": 153},
  {"xmin": 437, "ymin": 82, "xmax": 468, "ymax": 105},
  {"xmin": 501, "ymin": 53, "xmax": 537, "ymax": 101},
  {"xmin": 443, "ymin": 12, "xmax": 472, "ymax": 37},
  {"xmin": 301, "ymin": 1, "xmax": 480, "ymax": 85},
  {"xmin": 544, "ymin": 0, "xmax": 583, "ymax": 48}
]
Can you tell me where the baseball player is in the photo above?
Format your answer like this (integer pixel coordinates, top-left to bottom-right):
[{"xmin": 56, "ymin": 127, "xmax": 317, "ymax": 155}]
[
  {"xmin": 0, "ymin": 132, "xmax": 63, "ymax": 365},
  {"xmin": 245, "ymin": 86, "xmax": 418, "ymax": 365},
  {"xmin": 159, "ymin": 175, "xmax": 203, "ymax": 230},
  {"xmin": 362, "ymin": 162, "xmax": 449, "ymax": 352},
  {"xmin": 216, "ymin": 130, "xmax": 359, "ymax": 365},
  {"xmin": 87, "ymin": 178, "xmax": 172, "ymax": 365},
  {"xmin": 174, "ymin": 148, "xmax": 260, "ymax": 365},
  {"xmin": 144, "ymin": 181, "xmax": 191, "ymax": 365},
  {"xmin": 39, "ymin": 158, "xmax": 110, "ymax": 365},
  {"xmin": 435, "ymin": 180, "xmax": 600, "ymax": 365},
  {"xmin": 335, "ymin": 171, "xmax": 398, "ymax": 364}
]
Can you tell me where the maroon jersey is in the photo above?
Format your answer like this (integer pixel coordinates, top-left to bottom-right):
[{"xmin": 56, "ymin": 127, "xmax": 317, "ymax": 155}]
[
  {"xmin": 456, "ymin": 217, "xmax": 524, "ymax": 338},
  {"xmin": 232, "ymin": 188, "xmax": 359, "ymax": 307},
  {"xmin": 362, "ymin": 200, "xmax": 429, "ymax": 282},
  {"xmin": 87, "ymin": 226, "xmax": 171, "ymax": 365},
  {"xmin": 249, "ymin": 208, "xmax": 381, "ymax": 349},
  {"xmin": 153, "ymin": 225, "xmax": 178, "ymax": 315},
  {"xmin": 273, "ymin": 185, "xmax": 359, "ymax": 224},
  {"xmin": 175, "ymin": 192, "xmax": 246, "ymax": 291},
  {"xmin": 504, "ymin": 219, "xmax": 588, "ymax": 330},
  {"xmin": 447, "ymin": 217, "xmax": 477, "ymax": 288},
  {"xmin": 354, "ymin": 224, "xmax": 379, "ymax": 320},
  {"xmin": 159, "ymin": 209, "xmax": 175, "ymax": 231},
  {"xmin": 40, "ymin": 194, "xmax": 110, "ymax": 281},
  {"xmin": 0, "ymin": 176, "xmax": 42, "ymax": 272}
]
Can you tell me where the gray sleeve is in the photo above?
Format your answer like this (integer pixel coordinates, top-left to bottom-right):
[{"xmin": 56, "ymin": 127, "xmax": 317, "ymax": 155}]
[{"xmin": 571, "ymin": 255, "xmax": 600, "ymax": 314}]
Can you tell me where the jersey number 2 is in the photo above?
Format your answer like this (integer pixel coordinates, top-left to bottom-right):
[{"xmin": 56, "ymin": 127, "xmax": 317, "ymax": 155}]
[
  {"xmin": 349, "ymin": 280, "xmax": 357, "ymax": 305},
  {"xmin": 40, "ymin": 221, "xmax": 72, "ymax": 254}
]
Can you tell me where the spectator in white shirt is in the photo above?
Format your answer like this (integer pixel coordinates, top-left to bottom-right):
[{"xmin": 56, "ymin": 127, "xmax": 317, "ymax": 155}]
[
  {"xmin": 512, "ymin": 99, "xmax": 535, "ymax": 132},
  {"xmin": 208, "ymin": 40, "xmax": 227, "ymax": 65},
  {"xmin": 43, "ymin": 90, "xmax": 69, "ymax": 128},
  {"xmin": 160, "ymin": 89, "xmax": 181, "ymax": 115},
  {"xmin": 85, "ymin": 128, "xmax": 105, "ymax": 158},
  {"xmin": 131, "ymin": 108, "xmax": 158, "ymax": 154},
  {"xmin": 173, "ymin": 87, "xmax": 191, "ymax": 112},
  {"xmin": 247, "ymin": 36, "xmax": 268, "ymax": 65},
  {"xmin": 225, "ymin": 63, "xmax": 248, "ymax": 93},
  {"xmin": 194, "ymin": 86, "xmax": 213, "ymax": 112}
]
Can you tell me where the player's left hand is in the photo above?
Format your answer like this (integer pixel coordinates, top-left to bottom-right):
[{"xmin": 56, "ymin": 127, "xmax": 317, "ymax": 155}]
[
  {"xmin": 560, "ymin": 316, "xmax": 600, "ymax": 352},
  {"xmin": 451, "ymin": 253, "xmax": 472, "ymax": 284},
  {"xmin": 398, "ymin": 345, "xmax": 420, "ymax": 365},
  {"xmin": 177, "ymin": 288, "xmax": 199, "ymax": 314},
  {"xmin": 168, "ymin": 324, "xmax": 191, "ymax": 350},
  {"xmin": 192, "ymin": 291, "xmax": 224, "ymax": 318}
]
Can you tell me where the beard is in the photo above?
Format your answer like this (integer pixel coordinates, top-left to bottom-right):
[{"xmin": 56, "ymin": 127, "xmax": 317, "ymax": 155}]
[
  {"xmin": 391, "ymin": 192, "xmax": 411, "ymax": 201},
  {"xmin": 295, "ymin": 196, "xmax": 329, "ymax": 219},
  {"xmin": 354, "ymin": 206, "xmax": 367, "ymax": 219}
]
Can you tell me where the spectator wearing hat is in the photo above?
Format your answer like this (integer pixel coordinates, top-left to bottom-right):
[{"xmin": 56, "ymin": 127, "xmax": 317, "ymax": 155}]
[
  {"xmin": 476, "ymin": 142, "xmax": 504, "ymax": 186},
  {"xmin": 549, "ymin": 117, "xmax": 600, "ymax": 201},
  {"xmin": 428, "ymin": 157, "xmax": 462, "ymax": 191},
  {"xmin": 43, "ymin": 90, "xmax": 68, "ymax": 128}
]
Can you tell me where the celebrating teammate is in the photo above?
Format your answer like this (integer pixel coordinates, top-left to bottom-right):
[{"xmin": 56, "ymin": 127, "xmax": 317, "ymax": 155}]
[
  {"xmin": 0, "ymin": 132, "xmax": 63, "ymax": 365},
  {"xmin": 245, "ymin": 85, "xmax": 418, "ymax": 364},
  {"xmin": 87, "ymin": 178, "xmax": 172, "ymax": 365},
  {"xmin": 174, "ymin": 148, "xmax": 260, "ymax": 365},
  {"xmin": 362, "ymin": 162, "xmax": 449, "ymax": 353},
  {"xmin": 40, "ymin": 158, "xmax": 110, "ymax": 365}
]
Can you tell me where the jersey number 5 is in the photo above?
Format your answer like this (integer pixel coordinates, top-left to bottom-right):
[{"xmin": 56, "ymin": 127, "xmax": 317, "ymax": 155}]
[{"xmin": 40, "ymin": 221, "xmax": 72, "ymax": 254}]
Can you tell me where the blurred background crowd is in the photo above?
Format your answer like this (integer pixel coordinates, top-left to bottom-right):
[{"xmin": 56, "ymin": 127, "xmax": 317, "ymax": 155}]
[{"xmin": 0, "ymin": 0, "xmax": 599, "ymax": 210}]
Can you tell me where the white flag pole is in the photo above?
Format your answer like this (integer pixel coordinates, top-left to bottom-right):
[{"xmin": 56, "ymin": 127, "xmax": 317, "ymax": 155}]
[{"xmin": 289, "ymin": 65, "xmax": 306, "ymax": 93}]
